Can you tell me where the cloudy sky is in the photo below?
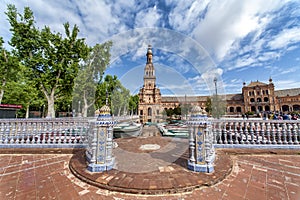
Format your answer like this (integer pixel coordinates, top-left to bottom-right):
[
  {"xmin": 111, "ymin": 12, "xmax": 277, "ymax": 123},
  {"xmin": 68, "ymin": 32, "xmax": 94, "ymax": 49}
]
[{"xmin": 1, "ymin": 0, "xmax": 300, "ymax": 96}]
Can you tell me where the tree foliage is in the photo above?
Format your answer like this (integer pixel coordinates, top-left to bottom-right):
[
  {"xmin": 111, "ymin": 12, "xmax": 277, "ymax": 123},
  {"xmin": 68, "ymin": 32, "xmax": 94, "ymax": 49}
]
[
  {"xmin": 6, "ymin": 4, "xmax": 90, "ymax": 117},
  {"xmin": 2, "ymin": 64, "xmax": 42, "ymax": 118},
  {"xmin": 73, "ymin": 42, "xmax": 112, "ymax": 117},
  {"xmin": 96, "ymin": 75, "xmax": 131, "ymax": 116},
  {"xmin": 0, "ymin": 37, "xmax": 19, "ymax": 104},
  {"xmin": 128, "ymin": 95, "xmax": 139, "ymax": 115}
]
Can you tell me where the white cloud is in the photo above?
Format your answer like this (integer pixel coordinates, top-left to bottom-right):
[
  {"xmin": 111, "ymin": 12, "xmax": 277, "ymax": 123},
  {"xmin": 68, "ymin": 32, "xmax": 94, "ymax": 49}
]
[
  {"xmin": 268, "ymin": 27, "xmax": 300, "ymax": 49},
  {"xmin": 134, "ymin": 6, "xmax": 162, "ymax": 28},
  {"xmin": 191, "ymin": 0, "xmax": 284, "ymax": 61},
  {"xmin": 168, "ymin": 0, "xmax": 210, "ymax": 32}
]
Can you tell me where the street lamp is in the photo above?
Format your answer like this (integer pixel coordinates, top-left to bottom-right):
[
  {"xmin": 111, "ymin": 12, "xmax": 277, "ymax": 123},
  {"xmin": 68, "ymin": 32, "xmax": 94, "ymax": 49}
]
[
  {"xmin": 213, "ymin": 77, "xmax": 219, "ymax": 118},
  {"xmin": 213, "ymin": 77, "xmax": 218, "ymax": 96}
]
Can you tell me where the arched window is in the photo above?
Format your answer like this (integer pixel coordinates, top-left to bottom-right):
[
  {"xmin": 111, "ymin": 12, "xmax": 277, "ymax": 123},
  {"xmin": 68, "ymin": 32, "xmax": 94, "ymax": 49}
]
[
  {"xmin": 250, "ymin": 98, "xmax": 255, "ymax": 102},
  {"xmin": 236, "ymin": 107, "xmax": 242, "ymax": 113},
  {"xmin": 140, "ymin": 110, "xmax": 143, "ymax": 115},
  {"xmin": 264, "ymin": 97, "xmax": 269, "ymax": 102},
  {"xmin": 282, "ymin": 105, "xmax": 289, "ymax": 112},
  {"xmin": 148, "ymin": 107, "xmax": 152, "ymax": 116},
  {"xmin": 265, "ymin": 105, "xmax": 270, "ymax": 111},
  {"xmin": 229, "ymin": 107, "xmax": 234, "ymax": 112},
  {"xmin": 293, "ymin": 105, "xmax": 300, "ymax": 111},
  {"xmin": 257, "ymin": 98, "xmax": 262, "ymax": 102},
  {"xmin": 251, "ymin": 106, "xmax": 256, "ymax": 112}
]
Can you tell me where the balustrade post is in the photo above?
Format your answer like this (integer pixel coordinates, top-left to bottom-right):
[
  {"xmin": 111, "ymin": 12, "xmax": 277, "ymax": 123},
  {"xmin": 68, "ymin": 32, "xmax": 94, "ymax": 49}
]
[
  {"xmin": 228, "ymin": 122, "xmax": 233, "ymax": 144},
  {"xmin": 255, "ymin": 122, "xmax": 260, "ymax": 144},
  {"xmin": 287, "ymin": 123, "xmax": 293, "ymax": 145},
  {"xmin": 282, "ymin": 123, "xmax": 288, "ymax": 144},
  {"xmin": 233, "ymin": 122, "xmax": 237, "ymax": 144},
  {"xmin": 223, "ymin": 122, "xmax": 228, "ymax": 144},
  {"xmin": 250, "ymin": 122, "xmax": 255, "ymax": 144},
  {"xmin": 266, "ymin": 122, "xmax": 270, "ymax": 144},
  {"xmin": 260, "ymin": 122, "xmax": 265, "ymax": 144},
  {"xmin": 86, "ymin": 105, "xmax": 116, "ymax": 172},
  {"xmin": 187, "ymin": 106, "xmax": 215, "ymax": 173},
  {"xmin": 239, "ymin": 122, "xmax": 244, "ymax": 144},
  {"xmin": 218, "ymin": 122, "xmax": 223, "ymax": 144},
  {"xmin": 294, "ymin": 123, "xmax": 299, "ymax": 145}
]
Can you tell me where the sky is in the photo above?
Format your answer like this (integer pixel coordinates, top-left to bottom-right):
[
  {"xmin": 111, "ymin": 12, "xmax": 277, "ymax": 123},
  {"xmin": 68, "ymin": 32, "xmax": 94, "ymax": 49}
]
[{"xmin": 1, "ymin": 0, "xmax": 300, "ymax": 97}]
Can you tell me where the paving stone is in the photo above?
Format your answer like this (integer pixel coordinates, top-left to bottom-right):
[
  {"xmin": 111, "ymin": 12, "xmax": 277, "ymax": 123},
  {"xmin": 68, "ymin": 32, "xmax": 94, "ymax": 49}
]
[{"xmin": 0, "ymin": 138, "xmax": 299, "ymax": 199}]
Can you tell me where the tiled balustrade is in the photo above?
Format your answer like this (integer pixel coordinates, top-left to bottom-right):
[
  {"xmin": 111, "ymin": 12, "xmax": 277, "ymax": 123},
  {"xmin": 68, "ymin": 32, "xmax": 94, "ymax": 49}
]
[
  {"xmin": 0, "ymin": 116, "xmax": 139, "ymax": 148},
  {"xmin": 212, "ymin": 119, "xmax": 300, "ymax": 148}
]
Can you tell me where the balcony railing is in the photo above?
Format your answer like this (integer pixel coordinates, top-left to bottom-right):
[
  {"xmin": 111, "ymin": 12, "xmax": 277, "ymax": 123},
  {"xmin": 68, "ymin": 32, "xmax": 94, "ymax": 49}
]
[
  {"xmin": 0, "ymin": 116, "xmax": 299, "ymax": 149},
  {"xmin": 212, "ymin": 119, "xmax": 300, "ymax": 148},
  {"xmin": 0, "ymin": 115, "xmax": 139, "ymax": 148}
]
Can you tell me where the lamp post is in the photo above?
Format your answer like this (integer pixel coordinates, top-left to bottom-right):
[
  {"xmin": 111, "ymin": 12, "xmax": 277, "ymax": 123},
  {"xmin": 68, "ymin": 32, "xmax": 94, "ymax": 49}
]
[
  {"xmin": 213, "ymin": 77, "xmax": 219, "ymax": 118},
  {"xmin": 213, "ymin": 77, "xmax": 218, "ymax": 96}
]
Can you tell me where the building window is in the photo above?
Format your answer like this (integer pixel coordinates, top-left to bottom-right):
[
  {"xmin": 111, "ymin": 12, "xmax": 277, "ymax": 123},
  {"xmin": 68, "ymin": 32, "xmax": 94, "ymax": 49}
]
[
  {"xmin": 265, "ymin": 105, "xmax": 270, "ymax": 111},
  {"xmin": 250, "ymin": 98, "xmax": 255, "ymax": 102},
  {"xmin": 140, "ymin": 110, "xmax": 143, "ymax": 115},
  {"xmin": 264, "ymin": 97, "xmax": 269, "ymax": 102},
  {"xmin": 148, "ymin": 107, "xmax": 152, "ymax": 116},
  {"xmin": 229, "ymin": 107, "xmax": 234, "ymax": 112},
  {"xmin": 236, "ymin": 107, "xmax": 242, "ymax": 112},
  {"xmin": 257, "ymin": 98, "xmax": 262, "ymax": 102}
]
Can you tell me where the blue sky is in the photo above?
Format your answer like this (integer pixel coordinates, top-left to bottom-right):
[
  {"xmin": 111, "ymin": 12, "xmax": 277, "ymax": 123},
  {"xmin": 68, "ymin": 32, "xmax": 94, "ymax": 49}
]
[{"xmin": 1, "ymin": 0, "xmax": 300, "ymax": 96}]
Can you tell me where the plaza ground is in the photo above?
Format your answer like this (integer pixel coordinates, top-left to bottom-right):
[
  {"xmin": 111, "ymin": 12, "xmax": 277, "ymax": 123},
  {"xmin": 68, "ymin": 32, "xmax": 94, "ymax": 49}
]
[{"xmin": 0, "ymin": 126, "xmax": 299, "ymax": 200}]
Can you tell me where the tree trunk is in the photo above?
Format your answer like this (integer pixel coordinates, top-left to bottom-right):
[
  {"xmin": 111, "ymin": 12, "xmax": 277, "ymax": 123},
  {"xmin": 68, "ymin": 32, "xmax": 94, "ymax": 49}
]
[
  {"xmin": 47, "ymin": 93, "xmax": 55, "ymax": 118},
  {"xmin": 0, "ymin": 88, "xmax": 3, "ymax": 105},
  {"xmin": 25, "ymin": 104, "xmax": 29, "ymax": 118},
  {"xmin": 83, "ymin": 104, "xmax": 88, "ymax": 117},
  {"xmin": 0, "ymin": 79, "xmax": 6, "ymax": 104}
]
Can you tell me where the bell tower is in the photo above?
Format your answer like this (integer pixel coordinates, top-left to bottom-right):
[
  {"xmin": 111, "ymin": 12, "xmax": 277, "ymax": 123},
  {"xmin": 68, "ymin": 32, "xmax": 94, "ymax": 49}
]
[
  {"xmin": 144, "ymin": 45, "xmax": 156, "ymax": 91},
  {"xmin": 138, "ymin": 45, "xmax": 162, "ymax": 123}
]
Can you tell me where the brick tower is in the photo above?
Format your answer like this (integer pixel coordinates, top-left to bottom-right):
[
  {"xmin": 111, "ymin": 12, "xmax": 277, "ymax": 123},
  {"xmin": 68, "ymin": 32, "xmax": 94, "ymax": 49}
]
[{"xmin": 138, "ymin": 45, "xmax": 162, "ymax": 123}]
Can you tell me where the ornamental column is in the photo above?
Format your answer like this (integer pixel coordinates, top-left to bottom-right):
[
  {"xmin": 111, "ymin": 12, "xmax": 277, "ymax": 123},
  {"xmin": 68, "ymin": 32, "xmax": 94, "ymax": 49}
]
[
  {"xmin": 187, "ymin": 106, "xmax": 215, "ymax": 173},
  {"xmin": 86, "ymin": 105, "xmax": 116, "ymax": 172}
]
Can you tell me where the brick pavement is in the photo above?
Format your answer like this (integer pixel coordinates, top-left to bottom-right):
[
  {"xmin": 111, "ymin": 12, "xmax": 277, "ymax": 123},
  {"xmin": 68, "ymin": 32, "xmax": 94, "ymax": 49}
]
[{"xmin": 0, "ymin": 138, "xmax": 299, "ymax": 199}]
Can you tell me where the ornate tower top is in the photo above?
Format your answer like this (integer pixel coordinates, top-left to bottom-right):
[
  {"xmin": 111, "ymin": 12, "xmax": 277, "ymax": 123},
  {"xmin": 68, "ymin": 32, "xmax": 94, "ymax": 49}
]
[{"xmin": 146, "ymin": 45, "xmax": 153, "ymax": 63}]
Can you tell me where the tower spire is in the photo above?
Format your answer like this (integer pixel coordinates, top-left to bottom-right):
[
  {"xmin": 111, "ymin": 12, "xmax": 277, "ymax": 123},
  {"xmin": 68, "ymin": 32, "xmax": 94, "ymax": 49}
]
[{"xmin": 146, "ymin": 45, "xmax": 153, "ymax": 63}]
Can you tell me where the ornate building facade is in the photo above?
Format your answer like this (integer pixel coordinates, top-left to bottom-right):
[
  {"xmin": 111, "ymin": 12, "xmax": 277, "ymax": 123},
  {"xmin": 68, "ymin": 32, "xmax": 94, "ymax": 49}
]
[
  {"xmin": 138, "ymin": 45, "xmax": 162, "ymax": 123},
  {"xmin": 138, "ymin": 46, "xmax": 300, "ymax": 123}
]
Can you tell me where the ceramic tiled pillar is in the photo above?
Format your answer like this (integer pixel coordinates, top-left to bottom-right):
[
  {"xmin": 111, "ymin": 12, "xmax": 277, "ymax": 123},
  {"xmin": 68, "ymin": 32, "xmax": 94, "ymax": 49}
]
[
  {"xmin": 86, "ymin": 105, "xmax": 116, "ymax": 172},
  {"xmin": 187, "ymin": 106, "xmax": 215, "ymax": 173}
]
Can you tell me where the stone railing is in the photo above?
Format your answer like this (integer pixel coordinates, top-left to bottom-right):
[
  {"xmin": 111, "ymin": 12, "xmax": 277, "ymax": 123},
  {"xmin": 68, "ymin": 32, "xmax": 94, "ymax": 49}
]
[
  {"xmin": 1, "ymin": 116, "xmax": 299, "ymax": 149},
  {"xmin": 212, "ymin": 119, "xmax": 300, "ymax": 149},
  {"xmin": 0, "ymin": 118, "xmax": 89, "ymax": 148},
  {"xmin": 0, "ymin": 115, "xmax": 139, "ymax": 148}
]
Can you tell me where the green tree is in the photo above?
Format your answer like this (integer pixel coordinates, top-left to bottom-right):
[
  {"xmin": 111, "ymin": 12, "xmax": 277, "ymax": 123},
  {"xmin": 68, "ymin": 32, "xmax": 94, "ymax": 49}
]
[
  {"xmin": 128, "ymin": 94, "xmax": 139, "ymax": 115},
  {"xmin": 0, "ymin": 37, "xmax": 19, "ymax": 104},
  {"xmin": 2, "ymin": 64, "xmax": 42, "ymax": 118},
  {"xmin": 205, "ymin": 97, "xmax": 212, "ymax": 114},
  {"xmin": 95, "ymin": 75, "xmax": 130, "ymax": 116},
  {"xmin": 73, "ymin": 42, "xmax": 112, "ymax": 117},
  {"xmin": 6, "ymin": 5, "xmax": 89, "ymax": 117},
  {"xmin": 211, "ymin": 95, "xmax": 226, "ymax": 118}
]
